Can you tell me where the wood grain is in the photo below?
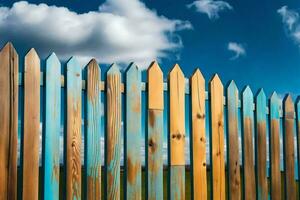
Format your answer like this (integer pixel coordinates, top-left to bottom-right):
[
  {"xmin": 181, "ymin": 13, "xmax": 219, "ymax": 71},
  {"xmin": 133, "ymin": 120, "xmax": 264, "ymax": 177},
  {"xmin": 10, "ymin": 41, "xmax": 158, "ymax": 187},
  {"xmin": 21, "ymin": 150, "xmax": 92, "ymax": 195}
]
[
  {"xmin": 190, "ymin": 69, "xmax": 207, "ymax": 200},
  {"xmin": 209, "ymin": 74, "xmax": 225, "ymax": 200},
  {"xmin": 44, "ymin": 53, "xmax": 61, "ymax": 200},
  {"xmin": 226, "ymin": 81, "xmax": 241, "ymax": 200},
  {"xmin": 147, "ymin": 62, "xmax": 164, "ymax": 200},
  {"xmin": 283, "ymin": 95, "xmax": 296, "ymax": 199},
  {"xmin": 255, "ymin": 89, "xmax": 268, "ymax": 200},
  {"xmin": 22, "ymin": 48, "xmax": 40, "ymax": 200},
  {"xmin": 106, "ymin": 64, "xmax": 121, "ymax": 200},
  {"xmin": 66, "ymin": 57, "xmax": 82, "ymax": 200},
  {"xmin": 0, "ymin": 43, "xmax": 18, "ymax": 200},
  {"xmin": 169, "ymin": 64, "xmax": 185, "ymax": 200},
  {"xmin": 269, "ymin": 92, "xmax": 281, "ymax": 200},
  {"xmin": 86, "ymin": 59, "xmax": 102, "ymax": 200},
  {"xmin": 126, "ymin": 63, "xmax": 142, "ymax": 200},
  {"xmin": 242, "ymin": 86, "xmax": 256, "ymax": 200}
]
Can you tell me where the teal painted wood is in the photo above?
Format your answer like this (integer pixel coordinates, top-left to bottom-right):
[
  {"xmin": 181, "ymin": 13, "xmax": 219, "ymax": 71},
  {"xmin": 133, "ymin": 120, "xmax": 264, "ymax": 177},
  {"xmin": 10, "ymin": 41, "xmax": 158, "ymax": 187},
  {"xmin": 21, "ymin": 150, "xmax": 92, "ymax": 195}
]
[
  {"xmin": 86, "ymin": 59, "xmax": 102, "ymax": 199},
  {"xmin": 44, "ymin": 53, "xmax": 61, "ymax": 200},
  {"xmin": 125, "ymin": 63, "xmax": 142, "ymax": 200},
  {"xmin": 296, "ymin": 98, "xmax": 300, "ymax": 198},
  {"xmin": 242, "ymin": 86, "xmax": 256, "ymax": 200},
  {"xmin": 255, "ymin": 89, "xmax": 268, "ymax": 200},
  {"xmin": 170, "ymin": 166, "xmax": 185, "ymax": 200},
  {"xmin": 147, "ymin": 110, "xmax": 163, "ymax": 200},
  {"xmin": 269, "ymin": 92, "xmax": 281, "ymax": 200},
  {"xmin": 106, "ymin": 64, "xmax": 122, "ymax": 200},
  {"xmin": 226, "ymin": 81, "xmax": 241, "ymax": 200},
  {"xmin": 66, "ymin": 57, "xmax": 82, "ymax": 200}
]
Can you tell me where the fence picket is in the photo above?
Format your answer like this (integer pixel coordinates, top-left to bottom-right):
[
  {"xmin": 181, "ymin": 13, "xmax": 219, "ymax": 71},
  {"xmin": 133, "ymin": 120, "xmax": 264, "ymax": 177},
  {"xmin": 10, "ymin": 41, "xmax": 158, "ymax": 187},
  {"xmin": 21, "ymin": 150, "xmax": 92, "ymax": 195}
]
[
  {"xmin": 283, "ymin": 95, "xmax": 296, "ymax": 199},
  {"xmin": 0, "ymin": 43, "xmax": 18, "ymax": 200},
  {"xmin": 209, "ymin": 74, "xmax": 225, "ymax": 200},
  {"xmin": 44, "ymin": 53, "xmax": 61, "ymax": 200},
  {"xmin": 22, "ymin": 49, "xmax": 40, "ymax": 200},
  {"xmin": 255, "ymin": 89, "xmax": 268, "ymax": 200},
  {"xmin": 169, "ymin": 64, "xmax": 185, "ymax": 200},
  {"xmin": 66, "ymin": 57, "xmax": 82, "ymax": 200},
  {"xmin": 296, "ymin": 98, "xmax": 300, "ymax": 199},
  {"xmin": 242, "ymin": 86, "xmax": 256, "ymax": 200},
  {"xmin": 190, "ymin": 69, "xmax": 207, "ymax": 200},
  {"xmin": 106, "ymin": 64, "xmax": 122, "ymax": 200},
  {"xmin": 147, "ymin": 62, "xmax": 164, "ymax": 200},
  {"xmin": 269, "ymin": 92, "xmax": 281, "ymax": 200},
  {"xmin": 86, "ymin": 59, "xmax": 102, "ymax": 199},
  {"xmin": 125, "ymin": 63, "xmax": 142, "ymax": 200},
  {"xmin": 226, "ymin": 81, "xmax": 241, "ymax": 200}
]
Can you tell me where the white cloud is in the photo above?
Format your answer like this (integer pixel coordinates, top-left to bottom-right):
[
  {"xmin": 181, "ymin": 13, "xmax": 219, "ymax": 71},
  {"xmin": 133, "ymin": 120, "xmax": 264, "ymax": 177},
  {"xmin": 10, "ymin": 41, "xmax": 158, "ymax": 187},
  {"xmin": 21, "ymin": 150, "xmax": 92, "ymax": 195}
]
[
  {"xmin": 278, "ymin": 6, "xmax": 300, "ymax": 46},
  {"xmin": 0, "ymin": 1, "xmax": 192, "ymax": 69},
  {"xmin": 227, "ymin": 42, "xmax": 246, "ymax": 60},
  {"xmin": 187, "ymin": 0, "xmax": 232, "ymax": 20}
]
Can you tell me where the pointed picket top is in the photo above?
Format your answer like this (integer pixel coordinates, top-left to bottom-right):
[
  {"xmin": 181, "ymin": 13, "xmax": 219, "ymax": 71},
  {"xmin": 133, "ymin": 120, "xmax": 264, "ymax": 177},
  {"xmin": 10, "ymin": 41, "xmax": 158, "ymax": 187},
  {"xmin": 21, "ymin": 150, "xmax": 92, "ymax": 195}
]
[
  {"xmin": 148, "ymin": 61, "xmax": 163, "ymax": 110},
  {"xmin": 190, "ymin": 68, "xmax": 204, "ymax": 84},
  {"xmin": 256, "ymin": 88, "xmax": 266, "ymax": 100},
  {"xmin": 25, "ymin": 48, "xmax": 39, "ymax": 61},
  {"xmin": 256, "ymin": 88, "xmax": 266, "ymax": 123},
  {"xmin": 227, "ymin": 80, "xmax": 238, "ymax": 91},
  {"xmin": 209, "ymin": 74, "xmax": 223, "ymax": 91},
  {"xmin": 270, "ymin": 92, "xmax": 279, "ymax": 102},
  {"xmin": 46, "ymin": 52, "xmax": 60, "ymax": 66},
  {"xmin": 270, "ymin": 92, "xmax": 280, "ymax": 119},
  {"xmin": 242, "ymin": 86, "xmax": 253, "ymax": 99},
  {"xmin": 169, "ymin": 63, "xmax": 184, "ymax": 78},
  {"xmin": 283, "ymin": 94, "xmax": 294, "ymax": 118},
  {"xmin": 107, "ymin": 63, "xmax": 120, "ymax": 75},
  {"xmin": 127, "ymin": 62, "xmax": 139, "ymax": 72},
  {"xmin": 66, "ymin": 56, "xmax": 81, "ymax": 69},
  {"xmin": 0, "ymin": 42, "xmax": 17, "ymax": 55},
  {"xmin": 87, "ymin": 58, "xmax": 100, "ymax": 73}
]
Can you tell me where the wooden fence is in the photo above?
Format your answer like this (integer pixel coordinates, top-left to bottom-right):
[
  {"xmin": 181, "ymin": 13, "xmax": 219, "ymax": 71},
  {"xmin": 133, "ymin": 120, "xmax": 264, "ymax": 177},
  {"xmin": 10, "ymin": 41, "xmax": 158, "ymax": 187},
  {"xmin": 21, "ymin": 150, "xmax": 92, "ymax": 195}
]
[{"xmin": 0, "ymin": 42, "xmax": 299, "ymax": 200}]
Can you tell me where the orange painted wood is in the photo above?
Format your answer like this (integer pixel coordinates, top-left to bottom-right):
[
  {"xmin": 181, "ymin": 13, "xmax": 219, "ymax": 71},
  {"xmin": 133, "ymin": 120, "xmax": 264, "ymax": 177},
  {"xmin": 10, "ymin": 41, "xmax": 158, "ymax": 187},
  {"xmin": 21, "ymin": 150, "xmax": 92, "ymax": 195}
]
[
  {"xmin": 269, "ymin": 92, "xmax": 281, "ymax": 200},
  {"xmin": 22, "ymin": 49, "xmax": 40, "ymax": 200},
  {"xmin": 209, "ymin": 74, "xmax": 225, "ymax": 200},
  {"xmin": 190, "ymin": 69, "xmax": 207, "ymax": 200},
  {"xmin": 0, "ymin": 43, "xmax": 18, "ymax": 200},
  {"xmin": 66, "ymin": 58, "xmax": 82, "ymax": 200},
  {"xmin": 106, "ymin": 64, "xmax": 122, "ymax": 200},
  {"xmin": 147, "ymin": 62, "xmax": 164, "ymax": 200},
  {"xmin": 283, "ymin": 95, "xmax": 296, "ymax": 199},
  {"xmin": 226, "ymin": 81, "xmax": 241, "ymax": 200}
]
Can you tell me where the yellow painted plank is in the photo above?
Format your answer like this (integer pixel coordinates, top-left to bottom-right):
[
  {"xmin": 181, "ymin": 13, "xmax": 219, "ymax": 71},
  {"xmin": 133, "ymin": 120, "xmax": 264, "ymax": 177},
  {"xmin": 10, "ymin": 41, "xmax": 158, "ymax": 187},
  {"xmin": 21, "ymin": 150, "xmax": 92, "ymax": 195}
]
[
  {"xmin": 148, "ymin": 61, "xmax": 163, "ymax": 110},
  {"xmin": 190, "ymin": 69, "xmax": 207, "ymax": 200}
]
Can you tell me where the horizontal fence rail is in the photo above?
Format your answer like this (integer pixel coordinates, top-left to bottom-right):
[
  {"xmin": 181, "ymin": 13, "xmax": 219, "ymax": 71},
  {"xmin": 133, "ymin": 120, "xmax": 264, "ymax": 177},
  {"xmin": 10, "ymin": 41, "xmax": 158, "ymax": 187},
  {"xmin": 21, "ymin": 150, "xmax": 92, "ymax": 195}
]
[{"xmin": 0, "ymin": 42, "xmax": 299, "ymax": 200}]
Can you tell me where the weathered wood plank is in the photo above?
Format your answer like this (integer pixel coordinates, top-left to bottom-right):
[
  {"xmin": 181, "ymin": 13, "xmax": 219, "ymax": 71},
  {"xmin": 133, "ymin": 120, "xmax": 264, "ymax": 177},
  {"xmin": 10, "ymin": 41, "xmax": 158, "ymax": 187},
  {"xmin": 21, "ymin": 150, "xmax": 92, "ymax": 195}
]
[
  {"xmin": 22, "ymin": 49, "xmax": 40, "ymax": 200},
  {"xmin": 86, "ymin": 59, "xmax": 102, "ymax": 200},
  {"xmin": 66, "ymin": 57, "xmax": 82, "ymax": 200},
  {"xmin": 242, "ymin": 86, "xmax": 256, "ymax": 200},
  {"xmin": 0, "ymin": 43, "xmax": 18, "ymax": 200},
  {"xmin": 44, "ymin": 53, "xmax": 61, "ymax": 200},
  {"xmin": 106, "ymin": 64, "xmax": 122, "ymax": 200},
  {"xmin": 147, "ymin": 61, "xmax": 164, "ymax": 200},
  {"xmin": 269, "ymin": 92, "xmax": 281, "ymax": 200},
  {"xmin": 255, "ymin": 89, "xmax": 268, "ymax": 200},
  {"xmin": 190, "ymin": 69, "xmax": 207, "ymax": 200},
  {"xmin": 169, "ymin": 64, "xmax": 185, "ymax": 200},
  {"xmin": 226, "ymin": 81, "xmax": 241, "ymax": 200},
  {"xmin": 296, "ymin": 98, "xmax": 300, "ymax": 199},
  {"xmin": 283, "ymin": 95, "xmax": 296, "ymax": 199},
  {"xmin": 209, "ymin": 74, "xmax": 225, "ymax": 200},
  {"xmin": 125, "ymin": 63, "xmax": 142, "ymax": 200}
]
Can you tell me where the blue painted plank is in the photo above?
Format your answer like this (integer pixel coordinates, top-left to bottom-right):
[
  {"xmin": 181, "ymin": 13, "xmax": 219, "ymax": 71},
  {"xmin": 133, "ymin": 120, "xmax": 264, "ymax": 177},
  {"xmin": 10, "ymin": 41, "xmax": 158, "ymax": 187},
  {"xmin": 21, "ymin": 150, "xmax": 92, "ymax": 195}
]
[
  {"xmin": 269, "ymin": 92, "xmax": 281, "ymax": 200},
  {"xmin": 242, "ymin": 86, "xmax": 256, "ymax": 200},
  {"xmin": 170, "ymin": 166, "xmax": 185, "ymax": 200},
  {"xmin": 255, "ymin": 89, "xmax": 268, "ymax": 200},
  {"xmin": 86, "ymin": 59, "xmax": 102, "ymax": 199},
  {"xmin": 44, "ymin": 53, "xmax": 61, "ymax": 200},
  {"xmin": 106, "ymin": 64, "xmax": 122, "ymax": 200},
  {"xmin": 147, "ymin": 62, "xmax": 164, "ymax": 200},
  {"xmin": 226, "ymin": 81, "xmax": 241, "ymax": 200},
  {"xmin": 125, "ymin": 63, "xmax": 142, "ymax": 200},
  {"xmin": 66, "ymin": 57, "xmax": 82, "ymax": 200}
]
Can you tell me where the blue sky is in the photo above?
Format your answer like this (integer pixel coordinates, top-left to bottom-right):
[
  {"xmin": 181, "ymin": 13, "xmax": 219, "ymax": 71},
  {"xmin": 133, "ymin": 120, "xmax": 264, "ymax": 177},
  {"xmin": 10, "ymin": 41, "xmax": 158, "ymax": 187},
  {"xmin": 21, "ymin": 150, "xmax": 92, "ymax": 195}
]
[
  {"xmin": 1, "ymin": 0, "xmax": 300, "ymax": 96},
  {"xmin": 2, "ymin": 0, "xmax": 300, "ymax": 175}
]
